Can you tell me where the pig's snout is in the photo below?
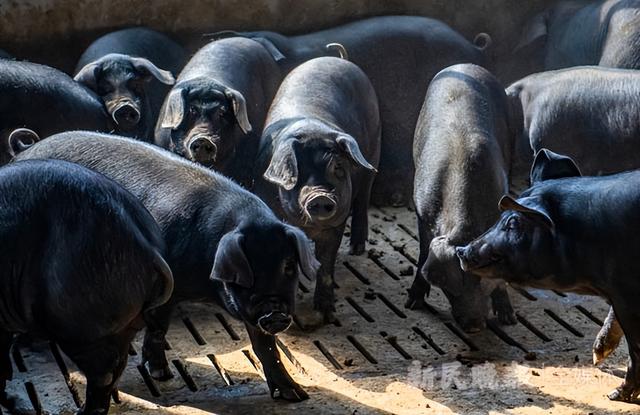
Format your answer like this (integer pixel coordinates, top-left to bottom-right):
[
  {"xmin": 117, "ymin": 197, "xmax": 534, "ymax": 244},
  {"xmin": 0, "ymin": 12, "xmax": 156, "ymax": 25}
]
[
  {"xmin": 257, "ymin": 312, "xmax": 293, "ymax": 335},
  {"xmin": 455, "ymin": 246, "xmax": 473, "ymax": 271},
  {"xmin": 187, "ymin": 136, "xmax": 217, "ymax": 165},
  {"xmin": 112, "ymin": 102, "xmax": 141, "ymax": 129},
  {"xmin": 304, "ymin": 194, "xmax": 337, "ymax": 221}
]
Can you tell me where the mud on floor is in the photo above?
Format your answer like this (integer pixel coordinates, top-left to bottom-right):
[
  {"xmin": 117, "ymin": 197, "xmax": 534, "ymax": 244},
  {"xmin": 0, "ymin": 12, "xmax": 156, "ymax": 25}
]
[{"xmin": 6, "ymin": 207, "xmax": 637, "ymax": 415}]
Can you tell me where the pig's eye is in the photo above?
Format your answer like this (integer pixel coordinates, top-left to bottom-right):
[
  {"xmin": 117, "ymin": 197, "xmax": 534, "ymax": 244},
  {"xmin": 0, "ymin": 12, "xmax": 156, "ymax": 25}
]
[
  {"xmin": 331, "ymin": 162, "xmax": 346, "ymax": 179},
  {"xmin": 188, "ymin": 106, "xmax": 199, "ymax": 117},
  {"xmin": 506, "ymin": 216, "xmax": 520, "ymax": 231},
  {"xmin": 284, "ymin": 259, "xmax": 296, "ymax": 276}
]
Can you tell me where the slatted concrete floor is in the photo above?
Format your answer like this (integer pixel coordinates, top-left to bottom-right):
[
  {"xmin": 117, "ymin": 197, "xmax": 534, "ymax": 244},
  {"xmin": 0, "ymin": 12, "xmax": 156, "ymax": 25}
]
[{"xmin": 5, "ymin": 207, "xmax": 637, "ymax": 414}]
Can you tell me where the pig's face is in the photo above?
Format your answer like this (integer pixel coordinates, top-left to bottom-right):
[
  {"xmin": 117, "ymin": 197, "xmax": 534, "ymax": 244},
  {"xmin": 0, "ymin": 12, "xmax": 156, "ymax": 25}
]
[
  {"xmin": 263, "ymin": 119, "xmax": 376, "ymax": 229},
  {"xmin": 211, "ymin": 222, "xmax": 319, "ymax": 334},
  {"xmin": 422, "ymin": 236, "xmax": 496, "ymax": 332},
  {"xmin": 158, "ymin": 78, "xmax": 252, "ymax": 170},
  {"xmin": 75, "ymin": 54, "xmax": 175, "ymax": 133},
  {"xmin": 456, "ymin": 195, "xmax": 556, "ymax": 284}
]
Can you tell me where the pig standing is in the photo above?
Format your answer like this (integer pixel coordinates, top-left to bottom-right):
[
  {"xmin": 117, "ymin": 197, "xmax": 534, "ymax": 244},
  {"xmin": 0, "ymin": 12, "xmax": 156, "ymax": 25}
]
[
  {"xmin": 75, "ymin": 27, "xmax": 185, "ymax": 141},
  {"xmin": 406, "ymin": 64, "xmax": 516, "ymax": 332},
  {"xmin": 16, "ymin": 132, "xmax": 318, "ymax": 401},
  {"xmin": 457, "ymin": 148, "xmax": 640, "ymax": 403},
  {"xmin": 515, "ymin": 0, "xmax": 640, "ymax": 73},
  {"xmin": 231, "ymin": 15, "xmax": 491, "ymax": 206},
  {"xmin": 0, "ymin": 159, "xmax": 173, "ymax": 415},
  {"xmin": 253, "ymin": 56, "xmax": 380, "ymax": 322},
  {"xmin": 507, "ymin": 66, "xmax": 640, "ymax": 194},
  {"xmin": 0, "ymin": 60, "xmax": 110, "ymax": 165},
  {"xmin": 155, "ymin": 37, "xmax": 282, "ymax": 188}
]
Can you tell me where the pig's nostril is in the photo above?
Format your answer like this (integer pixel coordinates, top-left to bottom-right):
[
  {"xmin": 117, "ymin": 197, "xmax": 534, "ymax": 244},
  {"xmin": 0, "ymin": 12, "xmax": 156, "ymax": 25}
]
[
  {"xmin": 455, "ymin": 247, "xmax": 466, "ymax": 260},
  {"xmin": 189, "ymin": 138, "xmax": 217, "ymax": 162},
  {"xmin": 113, "ymin": 104, "xmax": 140, "ymax": 127},
  {"xmin": 306, "ymin": 195, "xmax": 337, "ymax": 220}
]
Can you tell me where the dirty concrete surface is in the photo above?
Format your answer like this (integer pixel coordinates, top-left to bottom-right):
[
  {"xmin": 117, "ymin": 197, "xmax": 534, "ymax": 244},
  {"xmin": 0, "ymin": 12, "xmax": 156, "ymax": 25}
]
[{"xmin": 6, "ymin": 207, "xmax": 634, "ymax": 414}]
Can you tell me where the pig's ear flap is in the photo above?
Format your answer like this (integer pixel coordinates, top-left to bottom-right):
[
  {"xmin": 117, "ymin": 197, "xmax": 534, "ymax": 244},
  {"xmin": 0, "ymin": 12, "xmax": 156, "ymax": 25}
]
[
  {"xmin": 160, "ymin": 87, "xmax": 187, "ymax": 130},
  {"xmin": 499, "ymin": 195, "xmax": 555, "ymax": 230},
  {"xmin": 74, "ymin": 62, "xmax": 102, "ymax": 91},
  {"xmin": 8, "ymin": 128, "xmax": 39, "ymax": 157},
  {"xmin": 210, "ymin": 230, "xmax": 253, "ymax": 288},
  {"xmin": 285, "ymin": 225, "xmax": 320, "ymax": 280},
  {"xmin": 530, "ymin": 148, "xmax": 581, "ymax": 184},
  {"xmin": 224, "ymin": 87, "xmax": 252, "ymax": 134},
  {"xmin": 252, "ymin": 37, "xmax": 286, "ymax": 61},
  {"xmin": 336, "ymin": 134, "xmax": 377, "ymax": 172},
  {"xmin": 263, "ymin": 138, "xmax": 298, "ymax": 190},
  {"xmin": 514, "ymin": 11, "xmax": 548, "ymax": 53},
  {"xmin": 131, "ymin": 57, "xmax": 176, "ymax": 85}
]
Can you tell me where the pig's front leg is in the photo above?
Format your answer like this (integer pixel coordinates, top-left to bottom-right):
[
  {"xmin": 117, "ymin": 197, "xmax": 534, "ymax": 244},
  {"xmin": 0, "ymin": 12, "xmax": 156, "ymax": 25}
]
[
  {"xmin": 312, "ymin": 226, "xmax": 344, "ymax": 323},
  {"xmin": 607, "ymin": 302, "xmax": 640, "ymax": 403},
  {"xmin": 491, "ymin": 283, "xmax": 517, "ymax": 325},
  {"xmin": 245, "ymin": 323, "xmax": 308, "ymax": 402}
]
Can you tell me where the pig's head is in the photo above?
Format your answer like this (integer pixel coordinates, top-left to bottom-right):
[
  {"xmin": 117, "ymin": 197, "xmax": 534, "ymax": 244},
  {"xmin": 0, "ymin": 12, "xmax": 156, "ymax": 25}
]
[
  {"xmin": 157, "ymin": 76, "xmax": 252, "ymax": 170},
  {"xmin": 262, "ymin": 119, "xmax": 376, "ymax": 229},
  {"xmin": 422, "ymin": 236, "xmax": 497, "ymax": 332},
  {"xmin": 210, "ymin": 220, "xmax": 319, "ymax": 335},
  {"xmin": 75, "ymin": 53, "xmax": 175, "ymax": 134},
  {"xmin": 456, "ymin": 148, "xmax": 581, "ymax": 285}
]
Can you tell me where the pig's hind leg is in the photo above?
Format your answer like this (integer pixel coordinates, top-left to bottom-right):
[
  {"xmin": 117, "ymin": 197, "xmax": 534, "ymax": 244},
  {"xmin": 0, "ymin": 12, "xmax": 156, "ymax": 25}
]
[
  {"xmin": 405, "ymin": 219, "xmax": 431, "ymax": 309},
  {"xmin": 607, "ymin": 300, "xmax": 640, "ymax": 403},
  {"xmin": 142, "ymin": 302, "xmax": 175, "ymax": 380}
]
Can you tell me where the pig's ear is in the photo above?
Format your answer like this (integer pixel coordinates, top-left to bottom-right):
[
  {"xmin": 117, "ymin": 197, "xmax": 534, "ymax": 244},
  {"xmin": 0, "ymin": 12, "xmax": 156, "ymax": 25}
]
[
  {"xmin": 514, "ymin": 11, "xmax": 548, "ymax": 53},
  {"xmin": 8, "ymin": 128, "xmax": 39, "ymax": 157},
  {"xmin": 530, "ymin": 148, "xmax": 581, "ymax": 184},
  {"xmin": 263, "ymin": 138, "xmax": 298, "ymax": 190},
  {"xmin": 224, "ymin": 87, "xmax": 252, "ymax": 134},
  {"xmin": 210, "ymin": 230, "xmax": 253, "ymax": 288},
  {"xmin": 286, "ymin": 225, "xmax": 320, "ymax": 280},
  {"xmin": 131, "ymin": 57, "xmax": 176, "ymax": 85},
  {"xmin": 252, "ymin": 37, "xmax": 286, "ymax": 61},
  {"xmin": 422, "ymin": 236, "xmax": 464, "ymax": 294},
  {"xmin": 160, "ymin": 87, "xmax": 187, "ymax": 130},
  {"xmin": 499, "ymin": 195, "xmax": 555, "ymax": 230},
  {"xmin": 74, "ymin": 62, "xmax": 102, "ymax": 91},
  {"xmin": 336, "ymin": 134, "xmax": 377, "ymax": 172}
]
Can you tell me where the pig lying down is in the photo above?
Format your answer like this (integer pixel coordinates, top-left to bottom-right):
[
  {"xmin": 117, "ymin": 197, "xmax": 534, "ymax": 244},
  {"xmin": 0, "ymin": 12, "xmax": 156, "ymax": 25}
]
[
  {"xmin": 457, "ymin": 148, "xmax": 640, "ymax": 403},
  {"xmin": 0, "ymin": 159, "xmax": 173, "ymax": 415}
]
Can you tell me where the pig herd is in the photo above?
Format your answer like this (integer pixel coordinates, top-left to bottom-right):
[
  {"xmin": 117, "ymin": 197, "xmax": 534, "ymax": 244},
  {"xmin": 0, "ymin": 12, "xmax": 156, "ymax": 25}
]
[{"xmin": 1, "ymin": 0, "xmax": 640, "ymax": 413}]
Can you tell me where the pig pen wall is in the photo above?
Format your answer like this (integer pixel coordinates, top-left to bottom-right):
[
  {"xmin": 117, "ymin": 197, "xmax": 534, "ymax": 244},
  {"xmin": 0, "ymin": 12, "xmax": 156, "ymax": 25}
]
[{"xmin": 0, "ymin": 0, "xmax": 566, "ymax": 81}]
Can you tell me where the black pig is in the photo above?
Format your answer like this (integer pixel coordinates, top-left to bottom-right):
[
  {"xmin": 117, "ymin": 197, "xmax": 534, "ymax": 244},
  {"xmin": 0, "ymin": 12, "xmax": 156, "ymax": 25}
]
[
  {"xmin": 75, "ymin": 27, "xmax": 185, "ymax": 140},
  {"xmin": 407, "ymin": 64, "xmax": 516, "ymax": 332},
  {"xmin": 457, "ymin": 148, "xmax": 640, "ymax": 403},
  {"xmin": 0, "ymin": 159, "xmax": 173, "ymax": 414},
  {"xmin": 253, "ymin": 56, "xmax": 380, "ymax": 322},
  {"xmin": 17, "ymin": 132, "xmax": 318, "ymax": 401}
]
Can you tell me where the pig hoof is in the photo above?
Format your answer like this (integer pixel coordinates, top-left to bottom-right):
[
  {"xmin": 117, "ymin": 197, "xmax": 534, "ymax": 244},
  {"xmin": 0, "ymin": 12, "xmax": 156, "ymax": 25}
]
[
  {"xmin": 497, "ymin": 310, "xmax": 517, "ymax": 325},
  {"xmin": 608, "ymin": 387, "xmax": 625, "ymax": 401},
  {"xmin": 148, "ymin": 365, "xmax": 174, "ymax": 381},
  {"xmin": 271, "ymin": 384, "xmax": 309, "ymax": 402},
  {"xmin": 608, "ymin": 385, "xmax": 640, "ymax": 402},
  {"xmin": 349, "ymin": 243, "xmax": 365, "ymax": 256}
]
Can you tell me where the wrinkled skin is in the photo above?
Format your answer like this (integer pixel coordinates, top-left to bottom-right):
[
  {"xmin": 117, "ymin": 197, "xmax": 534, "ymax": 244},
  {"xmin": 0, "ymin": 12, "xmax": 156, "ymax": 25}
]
[
  {"xmin": 155, "ymin": 37, "xmax": 282, "ymax": 188},
  {"xmin": 457, "ymin": 149, "xmax": 640, "ymax": 403},
  {"xmin": 227, "ymin": 15, "xmax": 490, "ymax": 206},
  {"xmin": 75, "ymin": 28, "xmax": 186, "ymax": 141},
  {"xmin": 0, "ymin": 60, "xmax": 110, "ymax": 166},
  {"xmin": 0, "ymin": 159, "xmax": 172, "ymax": 415},
  {"xmin": 406, "ymin": 64, "xmax": 516, "ymax": 332},
  {"xmin": 515, "ymin": 0, "xmax": 640, "ymax": 73},
  {"xmin": 507, "ymin": 66, "xmax": 640, "ymax": 194},
  {"xmin": 16, "ymin": 132, "xmax": 319, "ymax": 402},
  {"xmin": 254, "ymin": 57, "xmax": 380, "ymax": 323}
]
